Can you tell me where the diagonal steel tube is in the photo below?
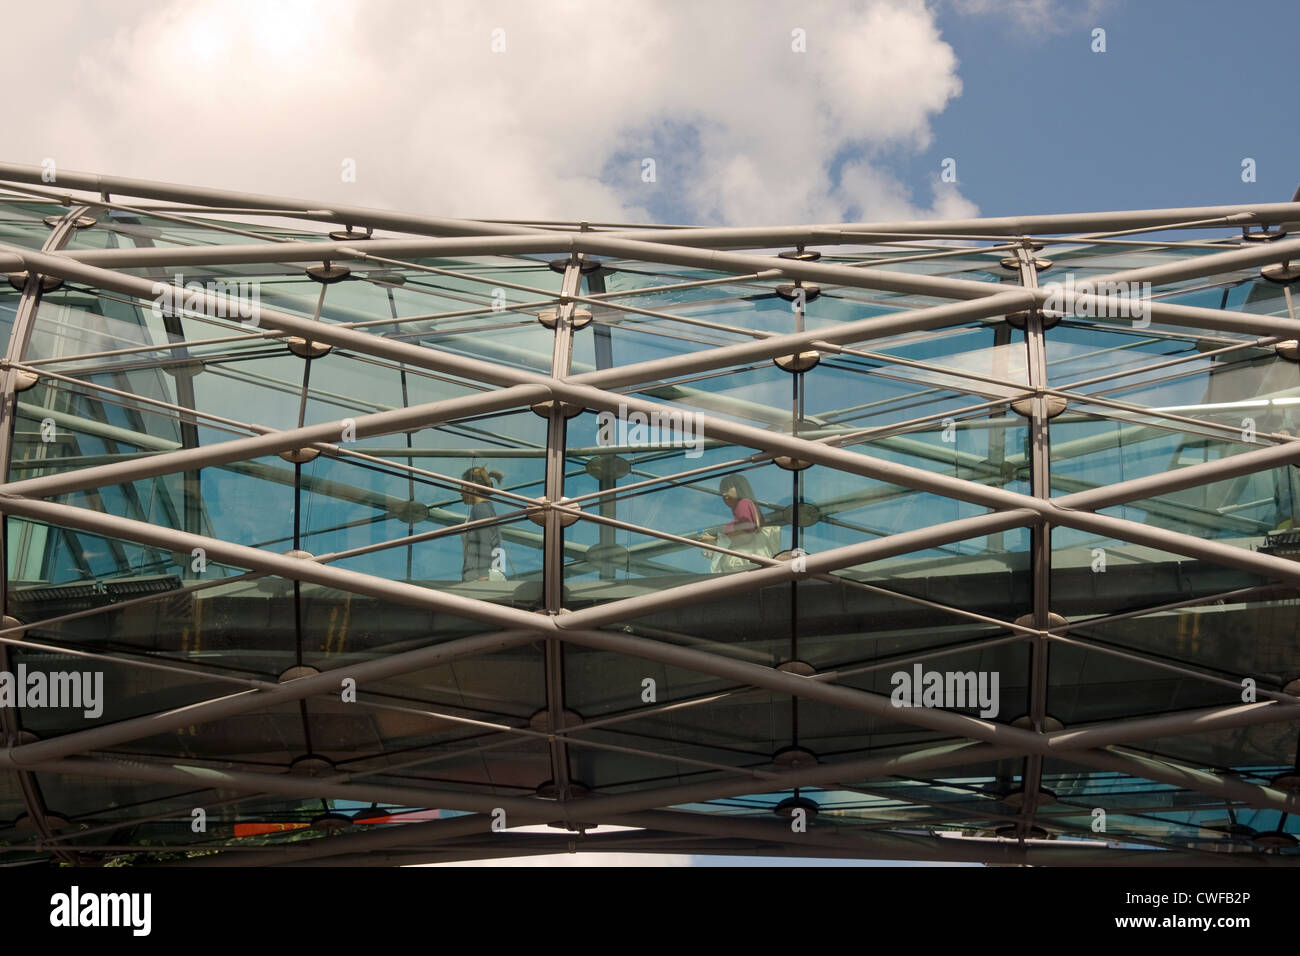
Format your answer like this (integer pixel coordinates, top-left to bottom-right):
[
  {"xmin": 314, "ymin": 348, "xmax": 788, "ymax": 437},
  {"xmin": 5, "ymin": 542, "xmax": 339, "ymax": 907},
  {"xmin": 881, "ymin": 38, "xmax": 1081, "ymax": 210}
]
[
  {"xmin": 1, "ymin": 160, "xmax": 1297, "ymax": 248},
  {"xmin": 0, "ymin": 628, "xmax": 546, "ymax": 770},
  {"xmin": 3, "ymin": 249, "xmax": 1276, "ymax": 523},
  {"xmin": 7, "ymin": 368, "xmax": 1300, "ymax": 633},
  {"xmin": 6, "ymin": 191, "xmax": 1300, "ymax": 395},
  {"xmin": 16, "ymin": 229, "xmax": 1298, "ymax": 524},
  {"xmin": 541, "ymin": 628, "xmax": 1300, "ymax": 817},
  {"xmin": 6, "ymin": 369, "xmax": 1300, "ymax": 661},
  {"xmin": 0, "ymin": 163, "xmax": 553, "ymax": 241},
  {"xmin": 21, "ymin": 221, "xmax": 1300, "ymax": 347},
  {"xmin": 0, "ymin": 382, "xmax": 550, "ymax": 500},
  {"xmin": 0, "ymin": 495, "xmax": 553, "ymax": 634},
  {"xmin": 0, "ymin": 244, "xmax": 553, "ymax": 389},
  {"xmin": 6, "ymin": 494, "xmax": 1288, "ymax": 811},
  {"xmin": 549, "ymin": 627, "xmax": 1300, "ymax": 763},
  {"xmin": 36, "ymin": 755, "xmax": 551, "ymax": 817}
]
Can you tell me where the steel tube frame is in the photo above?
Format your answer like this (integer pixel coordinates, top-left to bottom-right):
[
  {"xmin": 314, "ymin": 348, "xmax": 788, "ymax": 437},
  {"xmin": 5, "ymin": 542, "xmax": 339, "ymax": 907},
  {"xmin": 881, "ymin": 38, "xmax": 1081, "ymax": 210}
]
[
  {"xmin": 12, "ymin": 346, "xmax": 1295, "ymax": 576},
  {"xmin": 17, "ymin": 226, "xmax": 1300, "ymax": 393},
  {"xmin": 0, "ymin": 203, "xmax": 90, "ymax": 863},
  {"xmin": 7, "ymin": 377, "xmax": 1300, "ymax": 645},
  {"xmin": 548, "ymin": 627, "xmax": 1300, "ymax": 769},
  {"xmin": 2, "ymin": 161, "xmax": 1297, "ymax": 246},
  {"xmin": 1014, "ymin": 244, "xmax": 1052, "ymax": 839},
  {"xmin": 11, "ymin": 217, "xmax": 1300, "ymax": 336},
  {"xmin": 0, "ymin": 164, "xmax": 552, "ymax": 241},
  {"xmin": 6, "ymin": 376, "xmax": 1300, "ymax": 675},
  {"xmin": 4, "ymin": 168, "xmax": 1300, "ymax": 861},
  {"xmin": 22, "ymin": 228, "xmax": 1300, "ymax": 346},
  {"xmin": 0, "ymin": 627, "xmax": 545, "ymax": 769},
  {"xmin": 0, "ymin": 383, "xmax": 550, "ymax": 499},
  {"xmin": 0, "ymin": 495, "xmax": 552, "ymax": 631},
  {"xmin": 11, "ymin": 231, "xmax": 1296, "ymax": 513}
]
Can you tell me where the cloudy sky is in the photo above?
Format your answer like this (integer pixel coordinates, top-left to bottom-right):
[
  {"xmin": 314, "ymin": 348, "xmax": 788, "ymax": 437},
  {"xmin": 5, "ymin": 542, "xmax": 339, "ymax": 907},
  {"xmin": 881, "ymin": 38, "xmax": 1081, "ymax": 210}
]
[{"xmin": 9, "ymin": 0, "xmax": 1295, "ymax": 229}]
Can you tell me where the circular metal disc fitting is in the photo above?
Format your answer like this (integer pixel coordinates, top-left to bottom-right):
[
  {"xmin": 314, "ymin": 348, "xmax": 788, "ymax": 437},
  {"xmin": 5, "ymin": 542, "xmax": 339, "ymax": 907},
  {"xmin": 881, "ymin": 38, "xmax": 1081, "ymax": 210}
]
[
  {"xmin": 162, "ymin": 359, "xmax": 204, "ymax": 379},
  {"xmin": 537, "ymin": 308, "xmax": 593, "ymax": 329},
  {"xmin": 776, "ymin": 659, "xmax": 815, "ymax": 676},
  {"xmin": 775, "ymin": 283, "xmax": 821, "ymax": 302},
  {"xmin": 773, "ymin": 455, "xmax": 813, "ymax": 471},
  {"xmin": 306, "ymin": 263, "xmax": 352, "ymax": 283},
  {"xmin": 11, "ymin": 369, "xmax": 39, "ymax": 392},
  {"xmin": 1011, "ymin": 394, "xmax": 1068, "ymax": 419},
  {"xmin": 1269, "ymin": 771, "xmax": 1300, "ymax": 792},
  {"xmin": 289, "ymin": 754, "xmax": 335, "ymax": 776},
  {"xmin": 279, "ymin": 447, "xmax": 322, "ymax": 464},
  {"xmin": 535, "ymin": 780, "xmax": 591, "ymax": 799},
  {"xmin": 1242, "ymin": 226, "xmax": 1288, "ymax": 242},
  {"xmin": 1001, "ymin": 257, "xmax": 1052, "ymax": 271},
  {"xmin": 585, "ymin": 455, "xmax": 631, "ymax": 480},
  {"xmin": 1011, "ymin": 714, "xmax": 1065, "ymax": 732},
  {"xmin": 1005, "ymin": 310, "xmax": 1062, "ymax": 330},
  {"xmin": 1275, "ymin": 340, "xmax": 1300, "ymax": 361},
  {"xmin": 1000, "ymin": 787, "xmax": 1058, "ymax": 809},
  {"xmin": 16, "ymin": 812, "xmax": 69, "ymax": 832},
  {"xmin": 1251, "ymin": 830, "xmax": 1298, "ymax": 849},
  {"xmin": 278, "ymin": 665, "xmax": 321, "ymax": 683},
  {"xmin": 1261, "ymin": 261, "xmax": 1300, "ymax": 284},
  {"xmin": 773, "ymin": 795, "xmax": 819, "ymax": 819},
  {"xmin": 772, "ymin": 746, "xmax": 819, "ymax": 770},
  {"xmin": 548, "ymin": 257, "xmax": 602, "ymax": 274},
  {"xmin": 7, "ymin": 272, "xmax": 63, "ymax": 293},
  {"xmin": 773, "ymin": 350, "xmax": 821, "ymax": 373},
  {"xmin": 1012, "ymin": 612, "xmax": 1069, "ymax": 630},
  {"xmin": 529, "ymin": 708, "xmax": 583, "ymax": 732},
  {"xmin": 527, "ymin": 499, "xmax": 582, "ymax": 527},
  {"xmin": 44, "ymin": 215, "xmax": 96, "ymax": 229},
  {"xmin": 530, "ymin": 399, "xmax": 584, "ymax": 418},
  {"xmin": 286, "ymin": 337, "xmax": 333, "ymax": 359}
]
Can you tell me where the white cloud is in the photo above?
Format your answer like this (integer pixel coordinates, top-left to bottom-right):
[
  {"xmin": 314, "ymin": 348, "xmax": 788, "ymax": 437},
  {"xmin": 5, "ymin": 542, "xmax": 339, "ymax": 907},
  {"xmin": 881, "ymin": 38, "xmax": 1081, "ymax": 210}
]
[{"xmin": 5, "ymin": 0, "xmax": 973, "ymax": 225}]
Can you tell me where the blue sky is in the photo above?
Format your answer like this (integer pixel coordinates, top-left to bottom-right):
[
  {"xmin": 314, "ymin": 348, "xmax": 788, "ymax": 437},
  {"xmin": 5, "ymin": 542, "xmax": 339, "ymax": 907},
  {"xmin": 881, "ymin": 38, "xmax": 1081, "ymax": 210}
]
[{"xmin": 907, "ymin": 0, "xmax": 1300, "ymax": 218}]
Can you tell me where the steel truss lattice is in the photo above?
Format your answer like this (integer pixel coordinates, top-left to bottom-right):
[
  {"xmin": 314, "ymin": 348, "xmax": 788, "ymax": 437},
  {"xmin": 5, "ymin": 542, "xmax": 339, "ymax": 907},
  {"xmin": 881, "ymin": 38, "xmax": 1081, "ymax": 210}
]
[{"xmin": 0, "ymin": 162, "xmax": 1295, "ymax": 865}]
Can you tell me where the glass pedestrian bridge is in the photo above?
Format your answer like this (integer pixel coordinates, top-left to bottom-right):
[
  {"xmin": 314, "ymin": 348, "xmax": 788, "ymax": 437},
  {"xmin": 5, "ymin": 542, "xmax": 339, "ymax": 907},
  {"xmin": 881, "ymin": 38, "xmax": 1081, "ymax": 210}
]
[{"xmin": 0, "ymin": 163, "xmax": 1296, "ymax": 865}]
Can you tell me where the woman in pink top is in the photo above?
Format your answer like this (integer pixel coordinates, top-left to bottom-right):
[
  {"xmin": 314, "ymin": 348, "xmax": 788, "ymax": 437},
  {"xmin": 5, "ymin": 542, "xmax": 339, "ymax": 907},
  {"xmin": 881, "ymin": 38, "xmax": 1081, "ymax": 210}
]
[{"xmin": 699, "ymin": 474, "xmax": 762, "ymax": 551}]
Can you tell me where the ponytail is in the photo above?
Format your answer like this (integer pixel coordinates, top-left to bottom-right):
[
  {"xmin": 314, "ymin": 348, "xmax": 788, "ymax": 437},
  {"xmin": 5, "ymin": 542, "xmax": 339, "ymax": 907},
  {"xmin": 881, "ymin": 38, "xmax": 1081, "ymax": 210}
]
[{"xmin": 462, "ymin": 466, "xmax": 504, "ymax": 488}]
